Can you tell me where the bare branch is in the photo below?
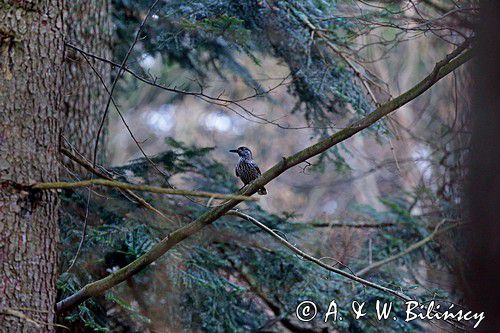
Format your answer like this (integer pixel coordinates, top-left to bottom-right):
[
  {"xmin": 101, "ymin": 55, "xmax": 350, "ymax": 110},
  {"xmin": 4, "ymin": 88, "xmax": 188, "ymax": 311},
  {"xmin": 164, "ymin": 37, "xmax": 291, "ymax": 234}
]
[
  {"xmin": 60, "ymin": 147, "xmax": 171, "ymax": 221},
  {"xmin": 228, "ymin": 211, "xmax": 466, "ymax": 331},
  {"xmin": 66, "ymin": 42, "xmax": 325, "ymax": 130},
  {"xmin": 227, "ymin": 211, "xmax": 411, "ymax": 300},
  {"xmin": 295, "ymin": 221, "xmax": 396, "ymax": 228},
  {"xmin": 64, "ymin": 42, "xmax": 289, "ymax": 106},
  {"xmin": 75, "ymin": 47, "xmax": 172, "ymax": 182},
  {"xmin": 226, "ymin": 210, "xmax": 463, "ymax": 330},
  {"xmin": 30, "ymin": 178, "xmax": 257, "ymax": 201}
]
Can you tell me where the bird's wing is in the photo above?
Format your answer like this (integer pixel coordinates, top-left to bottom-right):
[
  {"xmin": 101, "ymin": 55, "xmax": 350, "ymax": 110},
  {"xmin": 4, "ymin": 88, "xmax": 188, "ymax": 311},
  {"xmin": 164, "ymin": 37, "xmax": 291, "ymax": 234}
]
[
  {"xmin": 235, "ymin": 167, "xmax": 239, "ymax": 177},
  {"xmin": 251, "ymin": 161, "xmax": 262, "ymax": 175}
]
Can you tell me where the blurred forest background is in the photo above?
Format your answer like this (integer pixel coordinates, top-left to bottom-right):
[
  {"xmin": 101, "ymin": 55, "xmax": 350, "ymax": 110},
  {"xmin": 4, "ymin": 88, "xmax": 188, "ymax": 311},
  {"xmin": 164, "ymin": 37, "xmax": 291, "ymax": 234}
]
[
  {"xmin": 63, "ymin": 0, "xmax": 473, "ymax": 332},
  {"xmin": 1, "ymin": 0, "xmax": 483, "ymax": 332}
]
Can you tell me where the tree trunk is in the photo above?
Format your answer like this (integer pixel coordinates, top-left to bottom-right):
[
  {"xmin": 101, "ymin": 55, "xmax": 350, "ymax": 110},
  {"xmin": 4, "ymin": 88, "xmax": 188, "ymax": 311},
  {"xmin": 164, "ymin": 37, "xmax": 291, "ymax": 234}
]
[
  {"xmin": 464, "ymin": 1, "xmax": 500, "ymax": 331},
  {"xmin": 63, "ymin": 0, "xmax": 111, "ymax": 161},
  {"xmin": 0, "ymin": 1, "xmax": 64, "ymax": 332}
]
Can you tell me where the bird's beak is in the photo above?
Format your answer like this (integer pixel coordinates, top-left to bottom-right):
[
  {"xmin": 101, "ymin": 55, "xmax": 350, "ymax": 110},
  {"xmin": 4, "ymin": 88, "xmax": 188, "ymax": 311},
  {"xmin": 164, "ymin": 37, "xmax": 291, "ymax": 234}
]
[{"xmin": 229, "ymin": 149, "xmax": 238, "ymax": 153}]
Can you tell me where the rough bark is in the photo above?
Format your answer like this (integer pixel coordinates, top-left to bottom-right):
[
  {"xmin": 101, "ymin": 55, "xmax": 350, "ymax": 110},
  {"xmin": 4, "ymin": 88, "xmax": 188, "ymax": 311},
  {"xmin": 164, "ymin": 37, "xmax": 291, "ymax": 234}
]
[
  {"xmin": 0, "ymin": 1, "xmax": 64, "ymax": 332},
  {"xmin": 62, "ymin": 0, "xmax": 111, "ymax": 161}
]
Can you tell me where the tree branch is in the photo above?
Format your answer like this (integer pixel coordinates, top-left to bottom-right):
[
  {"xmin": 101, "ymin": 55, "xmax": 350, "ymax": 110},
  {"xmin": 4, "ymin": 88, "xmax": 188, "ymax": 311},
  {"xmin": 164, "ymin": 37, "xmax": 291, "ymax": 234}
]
[
  {"xmin": 0, "ymin": 308, "xmax": 69, "ymax": 330},
  {"xmin": 60, "ymin": 147, "xmax": 171, "ymax": 221},
  {"xmin": 30, "ymin": 178, "xmax": 257, "ymax": 201},
  {"xmin": 356, "ymin": 220, "xmax": 459, "ymax": 277},
  {"xmin": 64, "ymin": 42, "xmax": 288, "ymax": 106},
  {"xmin": 65, "ymin": 42, "xmax": 299, "ymax": 130},
  {"xmin": 228, "ymin": 211, "xmax": 411, "ymax": 301},
  {"xmin": 293, "ymin": 221, "xmax": 396, "ymax": 228},
  {"xmin": 228, "ymin": 211, "xmax": 465, "ymax": 331},
  {"xmin": 56, "ymin": 46, "xmax": 472, "ymax": 313}
]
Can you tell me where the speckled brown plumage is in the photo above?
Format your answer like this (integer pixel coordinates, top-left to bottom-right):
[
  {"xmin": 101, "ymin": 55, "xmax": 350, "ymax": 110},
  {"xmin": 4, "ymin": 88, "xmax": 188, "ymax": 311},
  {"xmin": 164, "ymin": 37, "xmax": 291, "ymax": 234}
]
[{"xmin": 230, "ymin": 146, "xmax": 267, "ymax": 195}]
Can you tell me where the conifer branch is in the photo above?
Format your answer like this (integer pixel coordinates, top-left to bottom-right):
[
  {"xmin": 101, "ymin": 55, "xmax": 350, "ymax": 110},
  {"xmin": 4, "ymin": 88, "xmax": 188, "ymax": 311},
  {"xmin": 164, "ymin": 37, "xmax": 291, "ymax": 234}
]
[{"xmin": 356, "ymin": 220, "xmax": 460, "ymax": 276}]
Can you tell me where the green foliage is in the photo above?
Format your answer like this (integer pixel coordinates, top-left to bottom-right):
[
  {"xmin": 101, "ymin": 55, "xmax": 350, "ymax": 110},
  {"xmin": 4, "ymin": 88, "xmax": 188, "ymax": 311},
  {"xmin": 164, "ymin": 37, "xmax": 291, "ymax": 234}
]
[
  {"xmin": 105, "ymin": 293, "xmax": 152, "ymax": 324},
  {"xmin": 57, "ymin": 139, "xmax": 453, "ymax": 332},
  {"xmin": 180, "ymin": 14, "xmax": 253, "ymax": 50},
  {"xmin": 112, "ymin": 0, "xmax": 375, "ymax": 129},
  {"xmin": 58, "ymin": 273, "xmax": 109, "ymax": 332},
  {"xmin": 351, "ymin": 190, "xmax": 459, "ymax": 276},
  {"xmin": 59, "ymin": 1, "xmax": 463, "ymax": 330},
  {"xmin": 110, "ymin": 0, "xmax": 403, "ymax": 175},
  {"xmin": 312, "ymin": 144, "xmax": 353, "ymax": 174}
]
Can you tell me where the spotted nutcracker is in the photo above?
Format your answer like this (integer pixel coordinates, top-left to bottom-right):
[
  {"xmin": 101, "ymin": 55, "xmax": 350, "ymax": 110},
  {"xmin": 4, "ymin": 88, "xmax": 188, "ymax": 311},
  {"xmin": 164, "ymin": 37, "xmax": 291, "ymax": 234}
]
[{"xmin": 229, "ymin": 146, "xmax": 267, "ymax": 195}]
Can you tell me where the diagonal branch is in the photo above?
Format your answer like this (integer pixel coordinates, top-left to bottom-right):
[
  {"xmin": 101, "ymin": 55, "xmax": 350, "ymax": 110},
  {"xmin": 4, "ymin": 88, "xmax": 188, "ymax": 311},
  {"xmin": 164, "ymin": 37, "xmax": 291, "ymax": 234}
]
[
  {"xmin": 56, "ymin": 46, "xmax": 472, "ymax": 313},
  {"xmin": 228, "ymin": 211, "xmax": 466, "ymax": 331},
  {"xmin": 65, "ymin": 42, "xmax": 288, "ymax": 107},
  {"xmin": 227, "ymin": 211, "xmax": 410, "ymax": 301},
  {"xmin": 75, "ymin": 45, "xmax": 172, "ymax": 181}
]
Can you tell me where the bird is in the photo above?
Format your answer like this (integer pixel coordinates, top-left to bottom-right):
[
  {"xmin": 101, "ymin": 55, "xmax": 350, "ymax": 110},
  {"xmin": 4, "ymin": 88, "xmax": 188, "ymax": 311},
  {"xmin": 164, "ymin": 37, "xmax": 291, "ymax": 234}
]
[{"xmin": 229, "ymin": 146, "xmax": 267, "ymax": 195}]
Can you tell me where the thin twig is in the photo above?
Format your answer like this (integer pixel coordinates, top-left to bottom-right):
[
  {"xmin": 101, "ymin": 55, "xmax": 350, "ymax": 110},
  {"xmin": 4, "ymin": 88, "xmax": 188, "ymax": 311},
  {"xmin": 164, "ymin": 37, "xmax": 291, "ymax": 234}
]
[
  {"xmin": 65, "ymin": 188, "xmax": 91, "ymax": 273},
  {"xmin": 66, "ymin": 42, "xmax": 327, "ymax": 130},
  {"xmin": 65, "ymin": 42, "xmax": 289, "ymax": 106},
  {"xmin": 294, "ymin": 221, "xmax": 396, "ymax": 228},
  {"xmin": 228, "ymin": 211, "xmax": 410, "ymax": 301},
  {"xmin": 76, "ymin": 47, "xmax": 175, "ymax": 189},
  {"xmin": 92, "ymin": 0, "xmax": 162, "ymax": 167}
]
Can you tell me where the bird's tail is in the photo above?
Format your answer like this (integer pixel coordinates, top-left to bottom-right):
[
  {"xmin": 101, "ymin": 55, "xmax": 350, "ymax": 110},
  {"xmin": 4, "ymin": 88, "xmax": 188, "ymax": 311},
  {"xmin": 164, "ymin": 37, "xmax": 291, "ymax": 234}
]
[{"xmin": 258, "ymin": 187, "xmax": 267, "ymax": 195}]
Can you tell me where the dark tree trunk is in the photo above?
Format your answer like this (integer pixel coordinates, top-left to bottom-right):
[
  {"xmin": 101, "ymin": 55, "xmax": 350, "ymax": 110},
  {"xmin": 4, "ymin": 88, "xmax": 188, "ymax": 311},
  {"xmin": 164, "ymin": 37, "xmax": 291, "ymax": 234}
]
[
  {"xmin": 0, "ymin": 1, "xmax": 110, "ymax": 331},
  {"xmin": 63, "ymin": 0, "xmax": 111, "ymax": 161},
  {"xmin": 464, "ymin": 1, "xmax": 500, "ymax": 332},
  {"xmin": 0, "ymin": 1, "xmax": 64, "ymax": 332}
]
